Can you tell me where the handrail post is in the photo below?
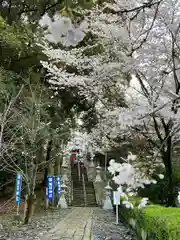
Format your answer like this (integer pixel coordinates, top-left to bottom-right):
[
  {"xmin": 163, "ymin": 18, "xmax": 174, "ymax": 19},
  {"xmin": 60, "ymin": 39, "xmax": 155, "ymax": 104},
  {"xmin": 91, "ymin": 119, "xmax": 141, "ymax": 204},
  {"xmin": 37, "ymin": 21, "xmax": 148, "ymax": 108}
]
[
  {"xmin": 82, "ymin": 173, "xmax": 87, "ymax": 207},
  {"xmin": 78, "ymin": 161, "xmax": 81, "ymax": 181},
  {"xmin": 105, "ymin": 152, "xmax": 107, "ymax": 181},
  {"xmin": 71, "ymin": 180, "xmax": 73, "ymax": 201}
]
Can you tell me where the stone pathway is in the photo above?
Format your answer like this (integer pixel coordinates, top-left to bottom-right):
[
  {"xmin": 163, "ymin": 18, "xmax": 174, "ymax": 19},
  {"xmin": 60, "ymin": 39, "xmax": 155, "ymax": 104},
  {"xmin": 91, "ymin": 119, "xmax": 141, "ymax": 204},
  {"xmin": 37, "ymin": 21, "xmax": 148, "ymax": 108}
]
[
  {"xmin": 92, "ymin": 208, "xmax": 136, "ymax": 240},
  {"xmin": 40, "ymin": 207, "xmax": 136, "ymax": 240},
  {"xmin": 41, "ymin": 207, "xmax": 93, "ymax": 240}
]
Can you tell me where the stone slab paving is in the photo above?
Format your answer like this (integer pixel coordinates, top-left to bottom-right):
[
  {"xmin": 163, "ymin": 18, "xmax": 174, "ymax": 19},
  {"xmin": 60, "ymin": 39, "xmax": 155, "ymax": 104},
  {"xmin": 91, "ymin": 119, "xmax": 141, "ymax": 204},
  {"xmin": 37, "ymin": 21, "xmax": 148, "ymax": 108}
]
[
  {"xmin": 41, "ymin": 207, "xmax": 93, "ymax": 240},
  {"xmin": 92, "ymin": 208, "xmax": 136, "ymax": 240},
  {"xmin": 40, "ymin": 207, "xmax": 136, "ymax": 240}
]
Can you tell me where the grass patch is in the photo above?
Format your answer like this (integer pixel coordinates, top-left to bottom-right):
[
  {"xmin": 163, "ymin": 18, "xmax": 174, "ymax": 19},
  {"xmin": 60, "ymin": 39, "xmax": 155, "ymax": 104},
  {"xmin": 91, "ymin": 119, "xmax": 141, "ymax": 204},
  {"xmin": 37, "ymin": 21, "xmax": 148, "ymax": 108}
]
[{"xmin": 119, "ymin": 197, "xmax": 180, "ymax": 239}]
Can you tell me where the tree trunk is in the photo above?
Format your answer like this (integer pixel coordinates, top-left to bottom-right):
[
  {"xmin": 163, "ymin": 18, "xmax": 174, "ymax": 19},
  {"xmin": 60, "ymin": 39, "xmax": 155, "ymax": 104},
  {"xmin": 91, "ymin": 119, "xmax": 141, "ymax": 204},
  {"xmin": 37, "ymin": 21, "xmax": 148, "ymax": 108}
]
[
  {"xmin": 45, "ymin": 160, "xmax": 54, "ymax": 208},
  {"xmin": 163, "ymin": 137, "xmax": 176, "ymax": 206},
  {"xmin": 54, "ymin": 153, "xmax": 62, "ymax": 205},
  {"xmin": 24, "ymin": 163, "xmax": 37, "ymax": 224},
  {"xmin": 48, "ymin": 148, "xmax": 55, "ymax": 207},
  {"xmin": 42, "ymin": 140, "xmax": 53, "ymax": 209},
  {"xmin": 43, "ymin": 140, "xmax": 53, "ymax": 187},
  {"xmin": 24, "ymin": 194, "xmax": 36, "ymax": 224}
]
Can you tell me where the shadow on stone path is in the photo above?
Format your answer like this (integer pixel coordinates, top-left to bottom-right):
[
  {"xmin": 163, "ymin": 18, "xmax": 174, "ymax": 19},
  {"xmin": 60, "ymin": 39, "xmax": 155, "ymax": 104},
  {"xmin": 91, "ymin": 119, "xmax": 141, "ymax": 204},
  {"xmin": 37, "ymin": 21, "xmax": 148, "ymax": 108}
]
[{"xmin": 92, "ymin": 208, "xmax": 136, "ymax": 240}]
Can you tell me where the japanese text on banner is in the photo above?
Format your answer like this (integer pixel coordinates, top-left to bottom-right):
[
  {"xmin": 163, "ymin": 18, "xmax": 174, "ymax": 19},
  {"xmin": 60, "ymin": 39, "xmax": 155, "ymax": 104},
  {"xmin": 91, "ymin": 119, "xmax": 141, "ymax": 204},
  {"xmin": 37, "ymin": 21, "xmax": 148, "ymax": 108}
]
[
  {"xmin": 47, "ymin": 176, "xmax": 54, "ymax": 200},
  {"xmin": 15, "ymin": 173, "xmax": 22, "ymax": 205},
  {"xmin": 56, "ymin": 176, "xmax": 61, "ymax": 194}
]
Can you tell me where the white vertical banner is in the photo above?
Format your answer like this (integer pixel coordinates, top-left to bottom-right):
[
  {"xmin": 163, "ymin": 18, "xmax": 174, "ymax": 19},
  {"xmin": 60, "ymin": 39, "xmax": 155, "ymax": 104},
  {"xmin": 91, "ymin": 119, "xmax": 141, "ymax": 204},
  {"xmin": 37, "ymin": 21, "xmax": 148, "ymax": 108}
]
[
  {"xmin": 113, "ymin": 191, "xmax": 121, "ymax": 224},
  {"xmin": 15, "ymin": 172, "xmax": 22, "ymax": 215}
]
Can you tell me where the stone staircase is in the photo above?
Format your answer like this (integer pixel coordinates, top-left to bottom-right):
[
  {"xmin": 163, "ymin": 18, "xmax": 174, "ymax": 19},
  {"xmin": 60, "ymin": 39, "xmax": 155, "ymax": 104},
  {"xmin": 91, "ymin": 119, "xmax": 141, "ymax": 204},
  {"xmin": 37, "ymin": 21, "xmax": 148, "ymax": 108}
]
[
  {"xmin": 71, "ymin": 164, "xmax": 97, "ymax": 207},
  {"xmin": 71, "ymin": 165, "xmax": 84, "ymax": 206},
  {"xmin": 84, "ymin": 168, "xmax": 97, "ymax": 207}
]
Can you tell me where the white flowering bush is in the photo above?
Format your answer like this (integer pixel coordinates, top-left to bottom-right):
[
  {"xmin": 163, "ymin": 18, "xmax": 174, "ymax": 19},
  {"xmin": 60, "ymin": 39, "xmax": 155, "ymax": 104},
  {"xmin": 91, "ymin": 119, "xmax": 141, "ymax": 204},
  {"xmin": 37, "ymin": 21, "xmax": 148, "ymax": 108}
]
[
  {"xmin": 108, "ymin": 153, "xmax": 164, "ymax": 209},
  {"xmin": 39, "ymin": 14, "xmax": 88, "ymax": 46},
  {"xmin": 177, "ymin": 192, "xmax": 180, "ymax": 205}
]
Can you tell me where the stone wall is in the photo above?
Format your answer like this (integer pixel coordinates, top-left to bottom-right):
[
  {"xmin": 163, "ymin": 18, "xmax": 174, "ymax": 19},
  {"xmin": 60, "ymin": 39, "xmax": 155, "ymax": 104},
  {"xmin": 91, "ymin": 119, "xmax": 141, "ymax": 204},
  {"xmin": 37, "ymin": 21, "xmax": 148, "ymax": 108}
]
[
  {"xmin": 93, "ymin": 181, "xmax": 106, "ymax": 206},
  {"xmin": 61, "ymin": 155, "xmax": 72, "ymax": 205},
  {"xmin": 86, "ymin": 161, "xmax": 107, "ymax": 206}
]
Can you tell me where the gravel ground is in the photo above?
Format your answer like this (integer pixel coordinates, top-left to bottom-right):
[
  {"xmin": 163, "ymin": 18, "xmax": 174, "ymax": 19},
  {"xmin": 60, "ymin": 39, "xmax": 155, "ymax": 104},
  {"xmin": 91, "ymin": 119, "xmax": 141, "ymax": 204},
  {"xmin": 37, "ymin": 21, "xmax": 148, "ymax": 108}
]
[
  {"xmin": 92, "ymin": 208, "xmax": 136, "ymax": 240},
  {"xmin": 0, "ymin": 208, "xmax": 136, "ymax": 240},
  {"xmin": 0, "ymin": 208, "xmax": 72, "ymax": 240}
]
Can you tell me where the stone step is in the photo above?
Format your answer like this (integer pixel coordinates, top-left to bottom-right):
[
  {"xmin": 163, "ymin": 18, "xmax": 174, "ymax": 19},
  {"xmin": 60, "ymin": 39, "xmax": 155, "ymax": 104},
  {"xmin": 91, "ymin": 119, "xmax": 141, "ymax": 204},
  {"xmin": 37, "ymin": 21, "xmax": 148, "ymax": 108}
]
[
  {"xmin": 73, "ymin": 190, "xmax": 84, "ymax": 193},
  {"xmin": 73, "ymin": 196, "xmax": 84, "ymax": 199},
  {"xmin": 73, "ymin": 194, "xmax": 84, "ymax": 197},
  {"xmin": 71, "ymin": 203, "xmax": 85, "ymax": 207},
  {"xmin": 71, "ymin": 202, "xmax": 97, "ymax": 207},
  {"xmin": 73, "ymin": 193, "xmax": 95, "ymax": 197},
  {"xmin": 71, "ymin": 166, "xmax": 97, "ymax": 207},
  {"xmin": 73, "ymin": 196, "xmax": 96, "ymax": 201},
  {"xmin": 86, "ymin": 190, "xmax": 95, "ymax": 193}
]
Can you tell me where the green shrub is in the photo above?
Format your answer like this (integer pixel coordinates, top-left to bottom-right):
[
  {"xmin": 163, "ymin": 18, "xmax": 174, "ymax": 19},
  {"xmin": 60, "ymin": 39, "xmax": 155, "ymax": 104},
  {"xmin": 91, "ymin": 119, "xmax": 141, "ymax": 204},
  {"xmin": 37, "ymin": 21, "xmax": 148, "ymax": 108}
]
[{"xmin": 119, "ymin": 198, "xmax": 180, "ymax": 240}]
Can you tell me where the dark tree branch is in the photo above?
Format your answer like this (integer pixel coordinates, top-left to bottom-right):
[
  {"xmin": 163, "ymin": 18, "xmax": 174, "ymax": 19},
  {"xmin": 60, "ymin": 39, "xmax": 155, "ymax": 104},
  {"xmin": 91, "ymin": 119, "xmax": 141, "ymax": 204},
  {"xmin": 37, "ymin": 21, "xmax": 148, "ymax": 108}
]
[
  {"xmin": 131, "ymin": 126, "xmax": 160, "ymax": 148},
  {"xmin": 18, "ymin": 1, "xmax": 63, "ymax": 17},
  {"xmin": 153, "ymin": 117, "xmax": 163, "ymax": 143},
  {"xmin": 160, "ymin": 117, "xmax": 167, "ymax": 131},
  {"xmin": 117, "ymin": 0, "xmax": 163, "ymax": 15},
  {"xmin": 136, "ymin": 71, "xmax": 149, "ymax": 98},
  {"xmin": 129, "ymin": 1, "xmax": 161, "ymax": 55}
]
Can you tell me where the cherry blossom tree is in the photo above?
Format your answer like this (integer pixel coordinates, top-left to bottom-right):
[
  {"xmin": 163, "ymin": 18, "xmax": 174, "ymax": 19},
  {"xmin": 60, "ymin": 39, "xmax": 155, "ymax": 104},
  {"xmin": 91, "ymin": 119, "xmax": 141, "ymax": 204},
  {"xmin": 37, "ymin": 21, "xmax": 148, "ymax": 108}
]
[
  {"xmin": 98, "ymin": 0, "xmax": 180, "ymax": 206},
  {"xmin": 39, "ymin": 0, "xmax": 180, "ymax": 206}
]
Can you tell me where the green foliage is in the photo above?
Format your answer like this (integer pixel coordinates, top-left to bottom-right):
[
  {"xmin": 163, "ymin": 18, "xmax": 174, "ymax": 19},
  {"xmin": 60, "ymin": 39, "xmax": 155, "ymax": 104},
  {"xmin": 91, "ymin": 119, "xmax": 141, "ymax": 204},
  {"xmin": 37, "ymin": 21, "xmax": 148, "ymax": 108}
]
[
  {"xmin": 0, "ymin": 16, "xmax": 22, "ymax": 49},
  {"xmin": 0, "ymin": 15, "xmax": 46, "ymax": 73},
  {"xmin": 120, "ymin": 199, "xmax": 180, "ymax": 240},
  {"xmin": 138, "ymin": 170, "xmax": 180, "ymax": 205},
  {"xmin": 0, "ymin": 68, "xmax": 19, "ymax": 98},
  {"xmin": 82, "ymin": 42, "xmax": 105, "ymax": 56},
  {"xmin": 0, "ymin": 0, "xmax": 96, "ymax": 24}
]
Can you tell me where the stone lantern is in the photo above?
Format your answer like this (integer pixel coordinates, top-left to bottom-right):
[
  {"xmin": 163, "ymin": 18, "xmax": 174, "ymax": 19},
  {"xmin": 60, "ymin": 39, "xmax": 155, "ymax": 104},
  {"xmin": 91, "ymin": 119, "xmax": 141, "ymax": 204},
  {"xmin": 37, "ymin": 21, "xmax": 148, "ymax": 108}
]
[
  {"xmin": 62, "ymin": 172, "xmax": 68, "ymax": 182},
  {"xmin": 103, "ymin": 182, "xmax": 113, "ymax": 210},
  {"xmin": 89, "ymin": 157, "xmax": 95, "ymax": 167},
  {"xmin": 95, "ymin": 164, "xmax": 102, "ymax": 182},
  {"xmin": 61, "ymin": 156, "xmax": 69, "ymax": 168},
  {"xmin": 57, "ymin": 183, "xmax": 68, "ymax": 208},
  {"xmin": 88, "ymin": 157, "xmax": 95, "ymax": 181}
]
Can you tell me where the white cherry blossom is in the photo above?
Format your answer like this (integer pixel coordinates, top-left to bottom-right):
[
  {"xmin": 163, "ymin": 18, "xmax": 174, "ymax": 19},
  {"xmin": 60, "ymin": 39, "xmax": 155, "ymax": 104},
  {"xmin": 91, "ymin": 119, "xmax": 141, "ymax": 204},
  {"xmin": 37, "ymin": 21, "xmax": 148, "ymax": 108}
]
[{"xmin": 122, "ymin": 200, "xmax": 134, "ymax": 209}]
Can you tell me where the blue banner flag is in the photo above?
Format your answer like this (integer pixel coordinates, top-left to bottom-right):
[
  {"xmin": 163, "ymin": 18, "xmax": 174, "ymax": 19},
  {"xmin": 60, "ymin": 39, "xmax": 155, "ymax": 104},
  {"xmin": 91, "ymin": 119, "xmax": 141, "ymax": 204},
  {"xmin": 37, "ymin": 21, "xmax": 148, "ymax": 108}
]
[
  {"xmin": 47, "ymin": 176, "xmax": 54, "ymax": 200},
  {"xmin": 15, "ymin": 173, "xmax": 22, "ymax": 204},
  {"xmin": 56, "ymin": 176, "xmax": 61, "ymax": 194}
]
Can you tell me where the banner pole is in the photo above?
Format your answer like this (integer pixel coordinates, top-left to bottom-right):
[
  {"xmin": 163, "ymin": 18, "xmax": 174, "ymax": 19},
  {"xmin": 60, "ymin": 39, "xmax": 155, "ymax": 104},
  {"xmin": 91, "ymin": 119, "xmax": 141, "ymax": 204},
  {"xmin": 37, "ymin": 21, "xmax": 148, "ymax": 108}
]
[
  {"xmin": 17, "ymin": 203, "xmax": 20, "ymax": 215},
  {"xmin": 116, "ymin": 204, "xmax": 119, "ymax": 225}
]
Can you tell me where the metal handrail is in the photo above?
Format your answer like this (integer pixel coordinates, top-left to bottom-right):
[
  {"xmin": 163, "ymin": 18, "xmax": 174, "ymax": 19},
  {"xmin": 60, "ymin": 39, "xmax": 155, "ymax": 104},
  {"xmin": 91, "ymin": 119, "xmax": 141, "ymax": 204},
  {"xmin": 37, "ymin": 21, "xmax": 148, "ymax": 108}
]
[
  {"xmin": 71, "ymin": 180, "xmax": 73, "ymax": 201},
  {"xmin": 82, "ymin": 173, "xmax": 87, "ymax": 207},
  {"xmin": 78, "ymin": 161, "xmax": 81, "ymax": 181}
]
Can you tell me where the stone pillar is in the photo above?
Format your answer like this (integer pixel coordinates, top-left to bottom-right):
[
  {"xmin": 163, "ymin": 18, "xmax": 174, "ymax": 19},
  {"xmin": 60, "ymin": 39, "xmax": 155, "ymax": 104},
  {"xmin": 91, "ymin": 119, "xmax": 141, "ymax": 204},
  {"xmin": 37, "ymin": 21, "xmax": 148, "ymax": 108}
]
[{"xmin": 61, "ymin": 155, "xmax": 71, "ymax": 205}]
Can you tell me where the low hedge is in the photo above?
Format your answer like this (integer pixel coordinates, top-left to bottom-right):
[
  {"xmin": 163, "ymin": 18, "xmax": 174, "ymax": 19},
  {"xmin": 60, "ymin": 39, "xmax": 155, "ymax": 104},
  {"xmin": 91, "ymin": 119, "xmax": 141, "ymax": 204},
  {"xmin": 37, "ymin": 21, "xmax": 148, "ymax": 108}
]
[{"xmin": 119, "ymin": 198, "xmax": 180, "ymax": 240}]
